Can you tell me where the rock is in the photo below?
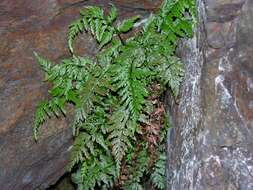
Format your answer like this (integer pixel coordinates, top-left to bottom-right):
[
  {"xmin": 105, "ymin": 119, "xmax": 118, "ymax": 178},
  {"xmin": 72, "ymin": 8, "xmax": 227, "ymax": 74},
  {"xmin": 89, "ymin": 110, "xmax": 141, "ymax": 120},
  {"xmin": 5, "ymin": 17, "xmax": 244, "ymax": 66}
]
[
  {"xmin": 48, "ymin": 174, "xmax": 75, "ymax": 190},
  {"xmin": 0, "ymin": 0, "xmax": 161, "ymax": 189},
  {"xmin": 166, "ymin": 0, "xmax": 253, "ymax": 189}
]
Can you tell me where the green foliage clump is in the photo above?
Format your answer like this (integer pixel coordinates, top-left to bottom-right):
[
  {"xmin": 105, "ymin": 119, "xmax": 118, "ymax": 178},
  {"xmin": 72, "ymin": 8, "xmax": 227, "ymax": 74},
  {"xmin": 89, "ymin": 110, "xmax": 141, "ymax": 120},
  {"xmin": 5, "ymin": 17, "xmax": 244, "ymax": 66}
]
[{"xmin": 33, "ymin": 0, "xmax": 195, "ymax": 189}]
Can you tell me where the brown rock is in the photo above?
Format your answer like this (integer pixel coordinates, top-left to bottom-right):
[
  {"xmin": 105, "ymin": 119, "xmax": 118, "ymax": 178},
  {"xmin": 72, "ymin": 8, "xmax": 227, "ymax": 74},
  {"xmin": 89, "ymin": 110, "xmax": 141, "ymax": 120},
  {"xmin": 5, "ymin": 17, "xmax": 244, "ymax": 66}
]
[{"xmin": 0, "ymin": 0, "xmax": 161, "ymax": 189}]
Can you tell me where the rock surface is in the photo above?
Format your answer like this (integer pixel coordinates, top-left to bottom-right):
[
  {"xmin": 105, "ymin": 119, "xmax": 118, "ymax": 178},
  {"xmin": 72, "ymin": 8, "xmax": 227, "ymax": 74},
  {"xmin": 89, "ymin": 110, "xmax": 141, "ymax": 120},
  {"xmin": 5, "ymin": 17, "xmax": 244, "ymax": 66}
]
[
  {"xmin": 0, "ymin": 0, "xmax": 161, "ymax": 189},
  {"xmin": 167, "ymin": 0, "xmax": 253, "ymax": 189},
  {"xmin": 2, "ymin": 0, "xmax": 252, "ymax": 189}
]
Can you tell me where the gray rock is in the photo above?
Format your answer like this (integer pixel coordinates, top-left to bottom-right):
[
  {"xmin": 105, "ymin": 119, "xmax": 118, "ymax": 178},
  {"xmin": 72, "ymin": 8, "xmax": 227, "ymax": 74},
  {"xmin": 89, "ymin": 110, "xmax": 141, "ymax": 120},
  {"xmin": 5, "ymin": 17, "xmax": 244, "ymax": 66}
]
[{"xmin": 167, "ymin": 0, "xmax": 253, "ymax": 189}]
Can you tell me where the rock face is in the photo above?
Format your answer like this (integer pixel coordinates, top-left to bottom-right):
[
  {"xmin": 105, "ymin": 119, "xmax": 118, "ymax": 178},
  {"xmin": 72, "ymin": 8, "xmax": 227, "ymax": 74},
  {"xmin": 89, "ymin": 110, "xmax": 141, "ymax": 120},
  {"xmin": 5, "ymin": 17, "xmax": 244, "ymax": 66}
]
[
  {"xmin": 167, "ymin": 0, "xmax": 253, "ymax": 189},
  {"xmin": 2, "ymin": 0, "xmax": 252, "ymax": 189},
  {"xmin": 0, "ymin": 0, "xmax": 161, "ymax": 189}
]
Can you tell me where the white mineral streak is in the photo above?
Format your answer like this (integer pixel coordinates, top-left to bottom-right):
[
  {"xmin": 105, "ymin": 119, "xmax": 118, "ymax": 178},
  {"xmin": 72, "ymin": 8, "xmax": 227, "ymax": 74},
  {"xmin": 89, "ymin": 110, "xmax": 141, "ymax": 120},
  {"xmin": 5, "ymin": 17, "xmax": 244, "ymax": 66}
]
[
  {"xmin": 197, "ymin": 130, "xmax": 209, "ymax": 146},
  {"xmin": 216, "ymin": 53, "xmax": 234, "ymax": 108},
  {"xmin": 134, "ymin": 18, "xmax": 149, "ymax": 28},
  {"xmin": 113, "ymin": 17, "xmax": 148, "ymax": 38},
  {"xmin": 22, "ymin": 171, "xmax": 33, "ymax": 184},
  {"xmin": 215, "ymin": 74, "xmax": 233, "ymax": 108},
  {"xmin": 204, "ymin": 155, "xmax": 221, "ymax": 165},
  {"xmin": 246, "ymin": 78, "xmax": 253, "ymax": 92},
  {"xmin": 67, "ymin": 145, "xmax": 73, "ymax": 152},
  {"xmin": 234, "ymin": 96, "xmax": 246, "ymax": 126},
  {"xmin": 249, "ymin": 100, "xmax": 253, "ymax": 109},
  {"xmin": 218, "ymin": 55, "xmax": 232, "ymax": 72}
]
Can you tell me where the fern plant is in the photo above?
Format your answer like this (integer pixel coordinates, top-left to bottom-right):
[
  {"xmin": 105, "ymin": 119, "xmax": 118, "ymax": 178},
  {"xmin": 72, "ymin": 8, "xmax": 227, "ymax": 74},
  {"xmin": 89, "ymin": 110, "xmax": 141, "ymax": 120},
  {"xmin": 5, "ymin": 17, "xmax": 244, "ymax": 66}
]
[{"xmin": 33, "ymin": 0, "xmax": 195, "ymax": 189}]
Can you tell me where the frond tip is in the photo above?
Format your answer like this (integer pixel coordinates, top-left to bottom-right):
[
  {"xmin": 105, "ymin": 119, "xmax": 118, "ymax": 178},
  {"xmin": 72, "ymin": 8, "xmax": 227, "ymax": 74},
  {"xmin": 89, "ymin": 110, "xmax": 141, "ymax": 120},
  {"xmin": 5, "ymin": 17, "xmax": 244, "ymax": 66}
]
[
  {"xmin": 33, "ymin": 98, "xmax": 65, "ymax": 140},
  {"xmin": 33, "ymin": 101, "xmax": 48, "ymax": 141},
  {"xmin": 33, "ymin": 52, "xmax": 52, "ymax": 74},
  {"xmin": 68, "ymin": 19, "xmax": 85, "ymax": 53}
]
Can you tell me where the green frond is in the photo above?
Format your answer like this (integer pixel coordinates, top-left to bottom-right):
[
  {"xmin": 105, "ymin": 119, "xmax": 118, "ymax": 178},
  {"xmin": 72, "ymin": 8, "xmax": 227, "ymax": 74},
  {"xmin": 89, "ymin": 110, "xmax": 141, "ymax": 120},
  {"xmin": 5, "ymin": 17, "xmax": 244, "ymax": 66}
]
[
  {"xmin": 123, "ymin": 148, "xmax": 149, "ymax": 190},
  {"xmin": 67, "ymin": 132, "xmax": 88, "ymax": 171},
  {"xmin": 33, "ymin": 52, "xmax": 52, "ymax": 79},
  {"xmin": 108, "ymin": 109, "xmax": 132, "ymax": 166},
  {"xmin": 80, "ymin": 6, "xmax": 104, "ymax": 19},
  {"xmin": 158, "ymin": 0, "xmax": 195, "ymax": 38},
  {"xmin": 33, "ymin": 98, "xmax": 65, "ymax": 140},
  {"xmin": 117, "ymin": 15, "xmax": 140, "ymax": 33},
  {"xmin": 68, "ymin": 123, "xmax": 110, "ymax": 171},
  {"xmin": 45, "ymin": 57, "xmax": 94, "ymax": 105},
  {"xmin": 110, "ymin": 48, "xmax": 149, "ymax": 122},
  {"xmin": 33, "ymin": 101, "xmax": 48, "ymax": 141},
  {"xmin": 97, "ymin": 39, "xmax": 121, "ymax": 66},
  {"xmin": 157, "ymin": 56, "xmax": 185, "ymax": 96},
  {"xmin": 108, "ymin": 51, "xmax": 150, "ymax": 166},
  {"xmin": 106, "ymin": 4, "xmax": 117, "ymax": 24},
  {"xmin": 72, "ymin": 153, "xmax": 117, "ymax": 190},
  {"xmin": 150, "ymin": 153, "xmax": 166, "ymax": 190},
  {"xmin": 68, "ymin": 5, "xmax": 116, "ymax": 53},
  {"xmin": 124, "ymin": 183, "xmax": 143, "ymax": 190},
  {"xmin": 68, "ymin": 18, "xmax": 85, "ymax": 53},
  {"xmin": 73, "ymin": 65, "xmax": 110, "ymax": 129}
]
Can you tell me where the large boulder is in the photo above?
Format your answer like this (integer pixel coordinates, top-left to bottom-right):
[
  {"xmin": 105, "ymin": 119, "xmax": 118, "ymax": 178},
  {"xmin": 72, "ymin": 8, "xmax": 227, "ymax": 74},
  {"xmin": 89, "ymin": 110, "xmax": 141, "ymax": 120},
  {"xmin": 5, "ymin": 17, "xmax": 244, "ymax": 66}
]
[
  {"xmin": 0, "ymin": 0, "xmax": 161, "ymax": 189},
  {"xmin": 167, "ymin": 0, "xmax": 253, "ymax": 189}
]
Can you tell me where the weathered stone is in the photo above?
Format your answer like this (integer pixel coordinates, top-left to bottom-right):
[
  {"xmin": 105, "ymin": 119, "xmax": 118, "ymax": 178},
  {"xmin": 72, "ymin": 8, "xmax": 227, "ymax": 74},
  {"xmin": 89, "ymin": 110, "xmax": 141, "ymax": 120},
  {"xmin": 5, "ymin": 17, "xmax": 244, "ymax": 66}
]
[
  {"xmin": 0, "ymin": 0, "xmax": 161, "ymax": 189},
  {"xmin": 167, "ymin": 0, "xmax": 253, "ymax": 189}
]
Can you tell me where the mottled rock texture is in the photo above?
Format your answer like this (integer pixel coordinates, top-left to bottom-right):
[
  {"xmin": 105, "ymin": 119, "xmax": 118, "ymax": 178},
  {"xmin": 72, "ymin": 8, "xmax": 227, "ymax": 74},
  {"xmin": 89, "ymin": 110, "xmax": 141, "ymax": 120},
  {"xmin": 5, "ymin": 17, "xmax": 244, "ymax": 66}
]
[
  {"xmin": 0, "ymin": 0, "xmax": 161, "ymax": 189},
  {"xmin": 167, "ymin": 0, "xmax": 253, "ymax": 189}
]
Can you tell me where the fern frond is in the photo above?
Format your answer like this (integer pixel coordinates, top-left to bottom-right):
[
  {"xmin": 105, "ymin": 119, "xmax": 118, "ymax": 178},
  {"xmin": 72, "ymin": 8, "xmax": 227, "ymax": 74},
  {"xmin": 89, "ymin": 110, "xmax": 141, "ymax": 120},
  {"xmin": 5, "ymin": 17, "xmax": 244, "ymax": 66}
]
[
  {"xmin": 33, "ymin": 98, "xmax": 65, "ymax": 140},
  {"xmin": 124, "ymin": 183, "xmax": 143, "ymax": 190},
  {"xmin": 123, "ymin": 148, "xmax": 149, "ymax": 190},
  {"xmin": 157, "ymin": 56, "xmax": 185, "ymax": 96},
  {"xmin": 117, "ymin": 16, "xmax": 140, "ymax": 33},
  {"xmin": 108, "ymin": 56, "xmax": 149, "ymax": 166},
  {"xmin": 33, "ymin": 101, "xmax": 48, "ymax": 141},
  {"xmin": 159, "ymin": 0, "xmax": 195, "ymax": 38},
  {"xmin": 97, "ymin": 39, "xmax": 121, "ymax": 66},
  {"xmin": 106, "ymin": 4, "xmax": 117, "ymax": 24},
  {"xmin": 108, "ymin": 109, "xmax": 132, "ymax": 166},
  {"xmin": 68, "ymin": 122, "xmax": 110, "ymax": 171},
  {"xmin": 73, "ymin": 65, "xmax": 110, "ymax": 131},
  {"xmin": 68, "ymin": 5, "xmax": 117, "ymax": 53},
  {"xmin": 33, "ymin": 52, "xmax": 52, "ymax": 79},
  {"xmin": 67, "ymin": 132, "xmax": 88, "ymax": 171},
  {"xmin": 80, "ymin": 6, "xmax": 104, "ymax": 19},
  {"xmin": 110, "ymin": 50, "xmax": 148, "ymax": 122},
  {"xmin": 150, "ymin": 153, "xmax": 166, "ymax": 190},
  {"xmin": 45, "ymin": 57, "xmax": 94, "ymax": 105},
  {"xmin": 68, "ymin": 18, "xmax": 85, "ymax": 53},
  {"xmin": 72, "ymin": 153, "xmax": 117, "ymax": 190}
]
